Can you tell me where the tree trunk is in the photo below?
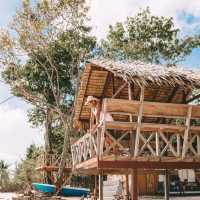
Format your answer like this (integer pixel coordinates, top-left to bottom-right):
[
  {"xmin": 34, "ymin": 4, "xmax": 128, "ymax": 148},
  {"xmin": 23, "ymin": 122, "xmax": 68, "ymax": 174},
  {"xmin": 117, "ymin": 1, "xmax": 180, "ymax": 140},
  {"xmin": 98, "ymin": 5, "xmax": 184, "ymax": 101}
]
[
  {"xmin": 55, "ymin": 114, "xmax": 71, "ymax": 191},
  {"xmin": 44, "ymin": 108, "xmax": 53, "ymax": 184}
]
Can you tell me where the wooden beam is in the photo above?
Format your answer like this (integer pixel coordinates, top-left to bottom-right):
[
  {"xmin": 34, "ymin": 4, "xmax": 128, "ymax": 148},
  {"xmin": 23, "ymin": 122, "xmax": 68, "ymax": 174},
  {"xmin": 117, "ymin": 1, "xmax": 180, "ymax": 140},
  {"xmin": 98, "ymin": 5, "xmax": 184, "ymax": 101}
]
[
  {"xmin": 105, "ymin": 121, "xmax": 200, "ymax": 133},
  {"xmin": 105, "ymin": 99, "xmax": 200, "ymax": 119},
  {"xmin": 100, "ymin": 72, "xmax": 110, "ymax": 98},
  {"xmin": 112, "ymin": 82, "xmax": 127, "ymax": 98},
  {"xmin": 182, "ymin": 106, "xmax": 192, "ymax": 158},
  {"xmin": 112, "ymin": 74, "xmax": 115, "ymax": 95},
  {"xmin": 128, "ymin": 83, "xmax": 138, "ymax": 200},
  {"xmin": 125, "ymin": 174, "xmax": 129, "ymax": 199},
  {"xmin": 177, "ymin": 134, "xmax": 181, "ymax": 157},
  {"xmin": 186, "ymin": 93, "xmax": 200, "ymax": 104},
  {"xmin": 36, "ymin": 166, "xmax": 71, "ymax": 173},
  {"xmin": 156, "ymin": 132, "xmax": 160, "ymax": 156},
  {"xmin": 164, "ymin": 169, "xmax": 170, "ymax": 200},
  {"xmin": 128, "ymin": 83, "xmax": 135, "ymax": 157},
  {"xmin": 79, "ymin": 64, "xmax": 92, "ymax": 121},
  {"xmin": 94, "ymin": 175, "xmax": 97, "ymax": 200},
  {"xmin": 99, "ymin": 172, "xmax": 103, "ymax": 200},
  {"xmin": 134, "ymin": 87, "xmax": 144, "ymax": 157},
  {"xmin": 167, "ymin": 86, "xmax": 179, "ymax": 102},
  {"xmin": 98, "ymin": 160, "xmax": 200, "ymax": 169},
  {"xmin": 131, "ymin": 169, "xmax": 138, "ymax": 200}
]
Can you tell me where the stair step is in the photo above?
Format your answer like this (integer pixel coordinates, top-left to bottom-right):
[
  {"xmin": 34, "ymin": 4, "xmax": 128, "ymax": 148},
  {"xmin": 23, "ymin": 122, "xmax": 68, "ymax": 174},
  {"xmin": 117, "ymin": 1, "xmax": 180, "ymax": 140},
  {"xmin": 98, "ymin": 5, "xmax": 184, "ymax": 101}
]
[
  {"xmin": 103, "ymin": 178, "xmax": 123, "ymax": 199},
  {"xmin": 103, "ymin": 180, "xmax": 121, "ymax": 186}
]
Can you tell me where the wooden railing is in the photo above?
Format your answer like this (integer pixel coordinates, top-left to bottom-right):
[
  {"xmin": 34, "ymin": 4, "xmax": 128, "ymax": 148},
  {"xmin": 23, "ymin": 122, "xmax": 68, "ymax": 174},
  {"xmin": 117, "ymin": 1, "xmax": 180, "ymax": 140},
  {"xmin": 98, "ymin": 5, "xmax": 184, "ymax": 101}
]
[
  {"xmin": 71, "ymin": 99, "xmax": 200, "ymax": 166},
  {"xmin": 71, "ymin": 129, "xmax": 99, "ymax": 166},
  {"xmin": 36, "ymin": 152, "xmax": 72, "ymax": 169}
]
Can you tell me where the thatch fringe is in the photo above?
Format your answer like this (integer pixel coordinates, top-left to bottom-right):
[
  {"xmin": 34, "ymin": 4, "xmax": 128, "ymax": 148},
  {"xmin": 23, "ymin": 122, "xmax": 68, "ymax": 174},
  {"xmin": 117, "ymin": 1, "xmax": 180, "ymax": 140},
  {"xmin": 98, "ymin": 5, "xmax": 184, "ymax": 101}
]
[{"xmin": 89, "ymin": 58, "xmax": 200, "ymax": 88}]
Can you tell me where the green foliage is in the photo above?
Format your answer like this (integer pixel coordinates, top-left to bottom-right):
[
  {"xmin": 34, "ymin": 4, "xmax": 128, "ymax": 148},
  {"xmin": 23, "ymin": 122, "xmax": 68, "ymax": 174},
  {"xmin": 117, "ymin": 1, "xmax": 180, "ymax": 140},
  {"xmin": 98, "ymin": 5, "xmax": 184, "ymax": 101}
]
[
  {"xmin": 0, "ymin": 0, "xmax": 96, "ymax": 186},
  {"xmin": 25, "ymin": 144, "xmax": 41, "ymax": 160},
  {"xmin": 13, "ymin": 159, "xmax": 41, "ymax": 186},
  {"xmin": 12, "ymin": 144, "xmax": 42, "ymax": 189},
  {"xmin": 0, "ymin": 160, "xmax": 10, "ymax": 191},
  {"xmin": 101, "ymin": 8, "xmax": 200, "ymax": 64},
  {"xmin": 1, "ymin": 0, "xmax": 96, "ymax": 158}
]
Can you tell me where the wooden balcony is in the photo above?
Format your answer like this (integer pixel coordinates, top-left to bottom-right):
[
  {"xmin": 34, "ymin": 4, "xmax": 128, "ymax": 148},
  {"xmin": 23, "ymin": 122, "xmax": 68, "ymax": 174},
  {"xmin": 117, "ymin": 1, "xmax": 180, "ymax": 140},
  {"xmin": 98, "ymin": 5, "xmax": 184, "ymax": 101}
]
[
  {"xmin": 71, "ymin": 99, "xmax": 200, "ymax": 174},
  {"xmin": 36, "ymin": 152, "xmax": 72, "ymax": 173}
]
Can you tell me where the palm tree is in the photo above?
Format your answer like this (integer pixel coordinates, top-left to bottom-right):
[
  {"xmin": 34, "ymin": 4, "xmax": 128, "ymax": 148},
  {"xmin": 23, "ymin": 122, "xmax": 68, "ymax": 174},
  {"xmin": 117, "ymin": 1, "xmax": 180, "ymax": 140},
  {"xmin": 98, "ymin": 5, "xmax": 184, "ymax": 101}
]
[{"xmin": 0, "ymin": 160, "xmax": 10, "ymax": 191}]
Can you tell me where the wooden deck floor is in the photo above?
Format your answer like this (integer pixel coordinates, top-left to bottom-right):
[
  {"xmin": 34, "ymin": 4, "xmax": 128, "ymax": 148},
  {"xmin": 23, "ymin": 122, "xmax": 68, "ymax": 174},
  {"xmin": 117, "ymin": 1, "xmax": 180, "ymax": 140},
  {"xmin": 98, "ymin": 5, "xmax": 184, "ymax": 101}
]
[{"xmin": 73, "ymin": 155, "xmax": 200, "ymax": 175}]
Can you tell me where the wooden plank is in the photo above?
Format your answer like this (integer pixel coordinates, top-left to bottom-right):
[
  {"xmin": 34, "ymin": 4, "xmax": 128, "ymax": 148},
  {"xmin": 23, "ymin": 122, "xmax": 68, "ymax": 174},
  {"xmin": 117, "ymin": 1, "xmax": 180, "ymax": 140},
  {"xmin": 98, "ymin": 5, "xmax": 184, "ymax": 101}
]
[
  {"xmin": 105, "ymin": 121, "xmax": 188, "ymax": 132},
  {"xmin": 98, "ymin": 160, "xmax": 200, "ymax": 169},
  {"xmin": 105, "ymin": 121, "xmax": 136, "ymax": 130},
  {"xmin": 112, "ymin": 82, "xmax": 128, "ymax": 98},
  {"xmin": 105, "ymin": 99, "xmax": 139, "ymax": 114},
  {"xmin": 190, "ymin": 106, "xmax": 200, "ymax": 118},
  {"xmin": 104, "ymin": 98, "xmax": 200, "ymax": 119},
  {"xmin": 164, "ymin": 169, "xmax": 170, "ymax": 200}
]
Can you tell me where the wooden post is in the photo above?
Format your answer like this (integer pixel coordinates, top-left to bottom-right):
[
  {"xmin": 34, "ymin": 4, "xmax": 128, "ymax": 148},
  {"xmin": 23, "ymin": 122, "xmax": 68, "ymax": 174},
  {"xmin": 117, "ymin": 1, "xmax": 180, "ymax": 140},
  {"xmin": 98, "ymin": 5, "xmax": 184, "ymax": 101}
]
[
  {"xmin": 94, "ymin": 175, "xmax": 97, "ymax": 200},
  {"xmin": 177, "ymin": 134, "xmax": 181, "ymax": 157},
  {"xmin": 131, "ymin": 169, "xmax": 138, "ymax": 200},
  {"xmin": 164, "ymin": 169, "xmax": 170, "ymax": 200},
  {"xmin": 128, "ymin": 83, "xmax": 138, "ymax": 200},
  {"xmin": 128, "ymin": 83, "xmax": 134, "ymax": 157},
  {"xmin": 182, "ymin": 106, "xmax": 192, "ymax": 158},
  {"xmin": 125, "ymin": 174, "xmax": 129, "ymax": 200},
  {"xmin": 156, "ymin": 132, "xmax": 160, "ymax": 156},
  {"xmin": 99, "ymin": 172, "xmax": 103, "ymax": 200},
  {"xmin": 134, "ymin": 86, "xmax": 144, "ymax": 157}
]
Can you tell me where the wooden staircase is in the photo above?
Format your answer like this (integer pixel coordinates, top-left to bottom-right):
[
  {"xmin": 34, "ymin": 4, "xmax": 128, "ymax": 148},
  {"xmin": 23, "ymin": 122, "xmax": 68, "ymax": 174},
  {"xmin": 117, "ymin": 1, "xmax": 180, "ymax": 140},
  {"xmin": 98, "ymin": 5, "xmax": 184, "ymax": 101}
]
[{"xmin": 103, "ymin": 179, "xmax": 123, "ymax": 200}]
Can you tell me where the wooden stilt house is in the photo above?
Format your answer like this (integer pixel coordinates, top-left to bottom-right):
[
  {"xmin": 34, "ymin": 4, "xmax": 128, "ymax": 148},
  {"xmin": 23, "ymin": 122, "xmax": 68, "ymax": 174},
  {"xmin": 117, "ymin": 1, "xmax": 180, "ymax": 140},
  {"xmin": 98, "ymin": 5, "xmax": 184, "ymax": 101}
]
[{"xmin": 72, "ymin": 58, "xmax": 200, "ymax": 199}]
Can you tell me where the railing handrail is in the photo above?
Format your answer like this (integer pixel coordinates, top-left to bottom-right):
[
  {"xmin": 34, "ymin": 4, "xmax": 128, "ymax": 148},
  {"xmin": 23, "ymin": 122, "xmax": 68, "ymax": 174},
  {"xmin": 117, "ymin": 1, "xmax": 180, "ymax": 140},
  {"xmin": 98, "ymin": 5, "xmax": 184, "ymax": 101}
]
[{"xmin": 102, "ymin": 98, "xmax": 200, "ymax": 119}]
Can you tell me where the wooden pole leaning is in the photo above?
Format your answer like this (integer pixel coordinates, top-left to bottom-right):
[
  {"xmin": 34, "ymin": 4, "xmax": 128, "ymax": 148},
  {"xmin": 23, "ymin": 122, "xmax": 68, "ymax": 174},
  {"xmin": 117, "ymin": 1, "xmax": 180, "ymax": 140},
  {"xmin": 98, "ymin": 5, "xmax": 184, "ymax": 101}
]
[{"xmin": 128, "ymin": 83, "xmax": 139, "ymax": 200}]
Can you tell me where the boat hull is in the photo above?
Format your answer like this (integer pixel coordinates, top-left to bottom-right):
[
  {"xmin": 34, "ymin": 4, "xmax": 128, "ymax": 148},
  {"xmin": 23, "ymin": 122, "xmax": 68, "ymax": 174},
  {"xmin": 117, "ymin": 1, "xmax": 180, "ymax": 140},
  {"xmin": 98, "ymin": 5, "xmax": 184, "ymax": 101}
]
[{"xmin": 32, "ymin": 183, "xmax": 90, "ymax": 197}]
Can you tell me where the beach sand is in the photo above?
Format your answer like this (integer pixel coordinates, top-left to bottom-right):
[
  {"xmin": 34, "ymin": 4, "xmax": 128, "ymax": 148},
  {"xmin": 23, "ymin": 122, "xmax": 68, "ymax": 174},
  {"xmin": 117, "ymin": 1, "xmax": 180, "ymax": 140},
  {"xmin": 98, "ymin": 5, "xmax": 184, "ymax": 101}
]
[{"xmin": 0, "ymin": 193, "xmax": 14, "ymax": 200}]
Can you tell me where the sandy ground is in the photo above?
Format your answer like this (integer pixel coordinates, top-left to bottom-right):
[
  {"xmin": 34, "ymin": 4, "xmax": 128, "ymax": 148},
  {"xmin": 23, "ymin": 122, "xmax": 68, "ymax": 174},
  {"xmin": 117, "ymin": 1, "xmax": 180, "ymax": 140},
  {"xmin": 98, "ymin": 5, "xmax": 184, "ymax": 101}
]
[
  {"xmin": 0, "ymin": 193, "xmax": 14, "ymax": 200},
  {"xmin": 140, "ymin": 197, "xmax": 200, "ymax": 200},
  {"xmin": 1, "ymin": 193, "xmax": 200, "ymax": 200}
]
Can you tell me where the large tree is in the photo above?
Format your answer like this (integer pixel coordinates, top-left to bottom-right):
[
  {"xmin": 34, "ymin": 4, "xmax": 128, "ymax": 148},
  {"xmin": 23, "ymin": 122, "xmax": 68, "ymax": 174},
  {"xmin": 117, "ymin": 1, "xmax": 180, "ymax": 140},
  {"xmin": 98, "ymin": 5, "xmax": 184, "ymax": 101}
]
[
  {"xmin": 0, "ymin": 0, "xmax": 95, "ymax": 189},
  {"xmin": 101, "ymin": 8, "xmax": 200, "ymax": 64}
]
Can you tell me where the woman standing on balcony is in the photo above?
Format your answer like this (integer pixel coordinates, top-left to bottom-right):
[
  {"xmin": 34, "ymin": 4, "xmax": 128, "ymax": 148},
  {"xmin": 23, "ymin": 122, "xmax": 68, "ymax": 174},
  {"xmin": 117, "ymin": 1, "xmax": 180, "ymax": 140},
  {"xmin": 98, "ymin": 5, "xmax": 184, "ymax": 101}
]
[{"xmin": 85, "ymin": 96, "xmax": 113, "ymax": 133}]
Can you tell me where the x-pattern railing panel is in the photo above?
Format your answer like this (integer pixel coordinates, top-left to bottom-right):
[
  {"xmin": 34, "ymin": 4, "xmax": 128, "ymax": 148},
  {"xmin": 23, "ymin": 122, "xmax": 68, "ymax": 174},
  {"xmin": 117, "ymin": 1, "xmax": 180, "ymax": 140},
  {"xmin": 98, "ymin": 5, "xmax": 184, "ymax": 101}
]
[{"xmin": 71, "ymin": 131, "xmax": 98, "ymax": 165}]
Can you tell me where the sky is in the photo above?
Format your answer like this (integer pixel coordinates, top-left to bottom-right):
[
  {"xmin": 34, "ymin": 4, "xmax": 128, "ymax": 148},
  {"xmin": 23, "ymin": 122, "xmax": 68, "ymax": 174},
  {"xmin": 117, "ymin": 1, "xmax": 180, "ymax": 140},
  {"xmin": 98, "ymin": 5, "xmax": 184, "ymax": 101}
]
[{"xmin": 0, "ymin": 0, "xmax": 200, "ymax": 166}]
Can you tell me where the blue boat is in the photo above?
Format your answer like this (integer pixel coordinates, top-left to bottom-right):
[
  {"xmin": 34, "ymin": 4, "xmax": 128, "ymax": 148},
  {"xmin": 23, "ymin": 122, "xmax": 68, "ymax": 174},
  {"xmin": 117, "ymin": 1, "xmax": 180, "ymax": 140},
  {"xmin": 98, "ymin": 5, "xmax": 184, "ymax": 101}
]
[{"xmin": 32, "ymin": 183, "xmax": 90, "ymax": 197}]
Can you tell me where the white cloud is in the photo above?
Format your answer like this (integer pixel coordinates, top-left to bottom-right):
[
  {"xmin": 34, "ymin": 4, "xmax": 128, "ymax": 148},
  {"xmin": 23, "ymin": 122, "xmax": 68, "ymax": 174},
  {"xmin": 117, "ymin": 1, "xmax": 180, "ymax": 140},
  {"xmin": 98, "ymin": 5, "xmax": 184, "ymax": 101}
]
[
  {"xmin": 0, "ymin": 104, "xmax": 43, "ymax": 165},
  {"xmin": 89, "ymin": 0, "xmax": 200, "ymax": 39}
]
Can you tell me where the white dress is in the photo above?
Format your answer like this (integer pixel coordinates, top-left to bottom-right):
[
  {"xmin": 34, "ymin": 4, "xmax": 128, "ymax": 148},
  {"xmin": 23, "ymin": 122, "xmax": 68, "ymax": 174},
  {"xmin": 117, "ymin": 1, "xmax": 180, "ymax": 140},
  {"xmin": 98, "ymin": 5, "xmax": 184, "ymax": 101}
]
[{"xmin": 92, "ymin": 107, "xmax": 113, "ymax": 126}]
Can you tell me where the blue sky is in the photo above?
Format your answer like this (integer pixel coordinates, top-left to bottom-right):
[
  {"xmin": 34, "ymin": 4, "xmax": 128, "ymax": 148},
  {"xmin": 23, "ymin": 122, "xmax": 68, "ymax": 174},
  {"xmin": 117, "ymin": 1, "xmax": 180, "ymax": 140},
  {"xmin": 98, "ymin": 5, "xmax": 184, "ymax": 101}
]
[
  {"xmin": 0, "ymin": 0, "xmax": 200, "ymax": 165},
  {"xmin": 0, "ymin": 1, "xmax": 43, "ymax": 165}
]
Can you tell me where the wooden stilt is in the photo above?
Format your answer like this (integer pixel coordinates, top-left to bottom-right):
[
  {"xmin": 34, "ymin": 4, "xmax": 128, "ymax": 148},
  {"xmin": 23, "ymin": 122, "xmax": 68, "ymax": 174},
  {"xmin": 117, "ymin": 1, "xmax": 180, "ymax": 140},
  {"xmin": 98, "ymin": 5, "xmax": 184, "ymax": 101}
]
[
  {"xmin": 94, "ymin": 175, "xmax": 97, "ymax": 200},
  {"xmin": 99, "ymin": 172, "xmax": 103, "ymax": 200},
  {"xmin": 131, "ymin": 169, "xmax": 138, "ymax": 200},
  {"xmin": 125, "ymin": 174, "xmax": 129, "ymax": 200},
  {"xmin": 164, "ymin": 169, "xmax": 170, "ymax": 200},
  {"xmin": 128, "ymin": 83, "xmax": 138, "ymax": 200}
]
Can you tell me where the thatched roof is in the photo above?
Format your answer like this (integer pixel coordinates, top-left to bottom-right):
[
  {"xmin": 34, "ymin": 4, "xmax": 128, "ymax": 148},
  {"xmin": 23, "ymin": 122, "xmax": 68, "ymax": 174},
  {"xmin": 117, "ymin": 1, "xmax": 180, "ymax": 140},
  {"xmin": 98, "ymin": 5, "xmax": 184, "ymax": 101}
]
[
  {"xmin": 90, "ymin": 58, "xmax": 200, "ymax": 88},
  {"xmin": 74, "ymin": 58, "xmax": 200, "ymax": 129}
]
